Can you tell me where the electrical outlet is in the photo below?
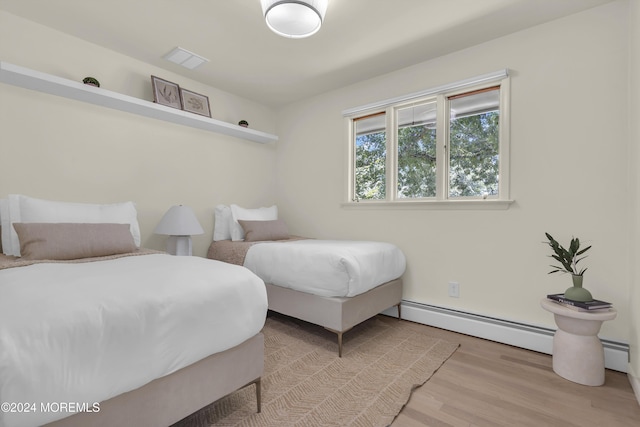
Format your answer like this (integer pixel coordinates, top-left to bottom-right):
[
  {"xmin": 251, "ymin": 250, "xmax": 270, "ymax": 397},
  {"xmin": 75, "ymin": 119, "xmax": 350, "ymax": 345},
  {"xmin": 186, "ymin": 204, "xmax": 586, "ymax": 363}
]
[{"xmin": 448, "ymin": 281, "xmax": 460, "ymax": 298}]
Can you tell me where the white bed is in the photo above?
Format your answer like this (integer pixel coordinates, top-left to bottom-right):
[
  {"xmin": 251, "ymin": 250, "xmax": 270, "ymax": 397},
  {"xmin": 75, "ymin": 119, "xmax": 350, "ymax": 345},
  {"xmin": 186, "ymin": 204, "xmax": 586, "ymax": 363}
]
[
  {"xmin": 0, "ymin": 195, "xmax": 268, "ymax": 427},
  {"xmin": 244, "ymin": 239, "xmax": 406, "ymax": 297},
  {"xmin": 0, "ymin": 253, "xmax": 267, "ymax": 427},
  {"xmin": 207, "ymin": 204, "xmax": 406, "ymax": 356}
]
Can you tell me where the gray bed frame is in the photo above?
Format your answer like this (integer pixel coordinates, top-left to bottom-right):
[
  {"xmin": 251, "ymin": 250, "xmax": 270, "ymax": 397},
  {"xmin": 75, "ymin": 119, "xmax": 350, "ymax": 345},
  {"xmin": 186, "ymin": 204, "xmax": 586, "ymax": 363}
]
[
  {"xmin": 44, "ymin": 333, "xmax": 264, "ymax": 427},
  {"xmin": 266, "ymin": 278, "xmax": 403, "ymax": 357},
  {"xmin": 205, "ymin": 238, "xmax": 403, "ymax": 356}
]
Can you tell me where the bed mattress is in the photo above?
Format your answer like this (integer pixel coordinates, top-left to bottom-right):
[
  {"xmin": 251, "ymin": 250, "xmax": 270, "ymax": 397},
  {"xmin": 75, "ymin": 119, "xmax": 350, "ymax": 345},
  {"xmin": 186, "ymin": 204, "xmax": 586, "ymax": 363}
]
[
  {"xmin": 243, "ymin": 239, "xmax": 406, "ymax": 297},
  {"xmin": 0, "ymin": 254, "xmax": 267, "ymax": 427}
]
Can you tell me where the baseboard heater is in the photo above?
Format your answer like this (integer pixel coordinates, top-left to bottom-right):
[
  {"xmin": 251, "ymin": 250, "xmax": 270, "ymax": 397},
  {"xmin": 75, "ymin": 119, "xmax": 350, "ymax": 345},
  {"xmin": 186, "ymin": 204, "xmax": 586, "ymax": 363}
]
[{"xmin": 382, "ymin": 300, "xmax": 629, "ymax": 373}]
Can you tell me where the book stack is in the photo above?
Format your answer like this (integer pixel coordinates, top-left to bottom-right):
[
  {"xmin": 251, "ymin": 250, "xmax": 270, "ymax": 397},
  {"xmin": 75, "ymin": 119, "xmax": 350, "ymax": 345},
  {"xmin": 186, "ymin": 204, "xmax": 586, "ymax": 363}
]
[{"xmin": 546, "ymin": 293, "xmax": 612, "ymax": 312}]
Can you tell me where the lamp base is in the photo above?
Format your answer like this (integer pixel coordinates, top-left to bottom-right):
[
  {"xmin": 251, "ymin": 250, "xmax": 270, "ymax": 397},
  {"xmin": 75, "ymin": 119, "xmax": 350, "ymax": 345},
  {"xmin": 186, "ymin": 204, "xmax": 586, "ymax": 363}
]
[{"xmin": 166, "ymin": 235, "xmax": 192, "ymax": 256}]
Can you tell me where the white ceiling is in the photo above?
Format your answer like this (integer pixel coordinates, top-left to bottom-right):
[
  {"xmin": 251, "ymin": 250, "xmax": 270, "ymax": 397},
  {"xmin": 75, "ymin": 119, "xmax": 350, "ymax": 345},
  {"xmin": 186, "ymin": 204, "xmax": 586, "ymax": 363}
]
[{"xmin": 0, "ymin": 0, "xmax": 614, "ymax": 108}]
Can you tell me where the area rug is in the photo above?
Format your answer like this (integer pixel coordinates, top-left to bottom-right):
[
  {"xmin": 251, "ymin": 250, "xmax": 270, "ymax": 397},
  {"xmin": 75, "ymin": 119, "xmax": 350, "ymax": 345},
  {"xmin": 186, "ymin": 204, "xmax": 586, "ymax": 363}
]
[{"xmin": 174, "ymin": 313, "xmax": 458, "ymax": 427}]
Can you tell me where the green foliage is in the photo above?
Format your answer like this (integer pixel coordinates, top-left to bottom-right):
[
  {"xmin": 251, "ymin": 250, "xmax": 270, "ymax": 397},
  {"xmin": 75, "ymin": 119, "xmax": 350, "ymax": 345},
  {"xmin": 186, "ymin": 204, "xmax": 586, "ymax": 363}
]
[
  {"xmin": 544, "ymin": 232, "xmax": 591, "ymax": 276},
  {"xmin": 397, "ymin": 124, "xmax": 437, "ymax": 198},
  {"xmin": 355, "ymin": 111, "xmax": 500, "ymax": 200},
  {"xmin": 449, "ymin": 112, "xmax": 499, "ymax": 197},
  {"xmin": 355, "ymin": 131, "xmax": 386, "ymax": 200}
]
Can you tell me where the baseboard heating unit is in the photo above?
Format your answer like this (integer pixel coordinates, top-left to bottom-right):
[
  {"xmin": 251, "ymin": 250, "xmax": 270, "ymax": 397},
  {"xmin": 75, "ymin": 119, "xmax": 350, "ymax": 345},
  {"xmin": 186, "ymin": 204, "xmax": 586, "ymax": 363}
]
[{"xmin": 382, "ymin": 300, "xmax": 629, "ymax": 373}]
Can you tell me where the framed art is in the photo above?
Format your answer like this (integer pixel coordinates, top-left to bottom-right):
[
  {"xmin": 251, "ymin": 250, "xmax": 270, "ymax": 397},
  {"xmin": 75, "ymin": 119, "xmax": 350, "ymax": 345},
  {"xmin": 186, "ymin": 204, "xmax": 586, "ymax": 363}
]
[
  {"xmin": 180, "ymin": 88, "xmax": 211, "ymax": 117},
  {"xmin": 151, "ymin": 76, "xmax": 182, "ymax": 109}
]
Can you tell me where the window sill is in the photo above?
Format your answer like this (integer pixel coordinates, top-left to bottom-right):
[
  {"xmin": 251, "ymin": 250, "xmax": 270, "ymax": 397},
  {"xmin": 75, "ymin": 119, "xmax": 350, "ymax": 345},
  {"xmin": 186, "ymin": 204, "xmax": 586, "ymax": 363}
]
[{"xmin": 341, "ymin": 199, "xmax": 515, "ymax": 210}]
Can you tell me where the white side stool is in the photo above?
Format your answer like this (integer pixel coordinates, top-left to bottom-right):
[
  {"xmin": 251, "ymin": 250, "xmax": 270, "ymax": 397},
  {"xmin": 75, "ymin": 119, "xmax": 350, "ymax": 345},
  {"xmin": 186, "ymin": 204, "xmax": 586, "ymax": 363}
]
[{"xmin": 540, "ymin": 298, "xmax": 617, "ymax": 386}]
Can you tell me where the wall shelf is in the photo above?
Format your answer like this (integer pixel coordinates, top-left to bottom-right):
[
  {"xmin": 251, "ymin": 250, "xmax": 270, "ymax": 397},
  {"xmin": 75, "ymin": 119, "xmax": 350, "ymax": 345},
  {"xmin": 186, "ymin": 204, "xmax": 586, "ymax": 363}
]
[{"xmin": 0, "ymin": 61, "xmax": 278, "ymax": 144}]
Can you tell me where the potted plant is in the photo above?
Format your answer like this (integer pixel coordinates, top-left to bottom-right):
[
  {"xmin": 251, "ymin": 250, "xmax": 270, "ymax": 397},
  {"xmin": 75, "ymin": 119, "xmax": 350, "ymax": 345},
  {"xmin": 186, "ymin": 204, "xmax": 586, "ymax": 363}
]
[
  {"xmin": 82, "ymin": 77, "xmax": 100, "ymax": 87},
  {"xmin": 544, "ymin": 232, "xmax": 593, "ymax": 302}
]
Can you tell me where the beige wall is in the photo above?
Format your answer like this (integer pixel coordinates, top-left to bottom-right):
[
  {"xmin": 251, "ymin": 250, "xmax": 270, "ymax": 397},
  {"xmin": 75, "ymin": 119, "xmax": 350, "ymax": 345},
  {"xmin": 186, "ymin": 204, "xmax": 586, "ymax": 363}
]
[
  {"xmin": 275, "ymin": 1, "xmax": 631, "ymax": 342},
  {"xmin": 0, "ymin": 11, "xmax": 278, "ymax": 257},
  {"xmin": 629, "ymin": 0, "xmax": 640, "ymax": 389}
]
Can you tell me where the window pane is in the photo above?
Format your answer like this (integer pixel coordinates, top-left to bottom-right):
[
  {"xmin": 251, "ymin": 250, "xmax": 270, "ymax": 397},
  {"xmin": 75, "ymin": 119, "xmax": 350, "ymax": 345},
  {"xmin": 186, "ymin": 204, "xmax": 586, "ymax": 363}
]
[
  {"xmin": 396, "ymin": 103, "xmax": 437, "ymax": 198},
  {"xmin": 355, "ymin": 114, "xmax": 386, "ymax": 200},
  {"xmin": 449, "ymin": 88, "xmax": 500, "ymax": 197}
]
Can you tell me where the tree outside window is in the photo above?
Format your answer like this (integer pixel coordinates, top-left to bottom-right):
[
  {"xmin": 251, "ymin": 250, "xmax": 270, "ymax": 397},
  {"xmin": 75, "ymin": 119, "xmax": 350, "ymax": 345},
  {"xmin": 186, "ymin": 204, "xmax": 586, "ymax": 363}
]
[{"xmin": 351, "ymin": 83, "xmax": 505, "ymax": 203}]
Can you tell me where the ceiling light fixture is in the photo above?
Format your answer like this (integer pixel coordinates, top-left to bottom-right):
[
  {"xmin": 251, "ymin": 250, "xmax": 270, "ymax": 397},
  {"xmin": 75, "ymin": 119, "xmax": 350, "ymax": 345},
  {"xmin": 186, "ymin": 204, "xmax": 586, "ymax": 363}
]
[
  {"xmin": 163, "ymin": 47, "xmax": 209, "ymax": 70},
  {"xmin": 261, "ymin": 0, "xmax": 328, "ymax": 39}
]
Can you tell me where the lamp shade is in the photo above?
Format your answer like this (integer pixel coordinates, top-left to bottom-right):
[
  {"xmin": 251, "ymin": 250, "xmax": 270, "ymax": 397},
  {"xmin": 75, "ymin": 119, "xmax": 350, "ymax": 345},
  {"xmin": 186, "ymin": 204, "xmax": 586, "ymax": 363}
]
[
  {"xmin": 154, "ymin": 205, "xmax": 204, "ymax": 236},
  {"xmin": 261, "ymin": 0, "xmax": 328, "ymax": 38}
]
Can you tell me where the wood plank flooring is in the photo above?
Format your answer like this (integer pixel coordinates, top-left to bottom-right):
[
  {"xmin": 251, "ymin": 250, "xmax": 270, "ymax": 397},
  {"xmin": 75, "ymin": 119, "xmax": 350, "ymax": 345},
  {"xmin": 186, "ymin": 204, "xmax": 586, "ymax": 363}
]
[{"xmin": 391, "ymin": 322, "xmax": 640, "ymax": 427}]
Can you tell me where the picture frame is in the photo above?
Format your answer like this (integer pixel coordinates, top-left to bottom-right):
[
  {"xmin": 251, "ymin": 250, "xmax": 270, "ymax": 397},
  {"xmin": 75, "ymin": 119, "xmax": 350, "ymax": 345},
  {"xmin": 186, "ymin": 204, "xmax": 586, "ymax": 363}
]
[
  {"xmin": 180, "ymin": 88, "xmax": 211, "ymax": 117},
  {"xmin": 151, "ymin": 76, "xmax": 182, "ymax": 109}
]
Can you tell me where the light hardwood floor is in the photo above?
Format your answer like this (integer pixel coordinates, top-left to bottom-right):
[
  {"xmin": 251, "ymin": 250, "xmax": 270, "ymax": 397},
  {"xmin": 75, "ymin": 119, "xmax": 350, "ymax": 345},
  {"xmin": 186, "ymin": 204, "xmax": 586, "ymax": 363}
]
[{"xmin": 391, "ymin": 323, "xmax": 640, "ymax": 427}]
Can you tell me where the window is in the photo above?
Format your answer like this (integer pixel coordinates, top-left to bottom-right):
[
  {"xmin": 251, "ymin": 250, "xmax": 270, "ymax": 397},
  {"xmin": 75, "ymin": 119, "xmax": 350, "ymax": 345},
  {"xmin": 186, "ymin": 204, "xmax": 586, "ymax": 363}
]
[
  {"xmin": 354, "ymin": 113, "xmax": 386, "ymax": 200},
  {"xmin": 448, "ymin": 87, "xmax": 500, "ymax": 198},
  {"xmin": 397, "ymin": 101, "xmax": 437, "ymax": 198},
  {"xmin": 345, "ymin": 70, "xmax": 510, "ymax": 207}
]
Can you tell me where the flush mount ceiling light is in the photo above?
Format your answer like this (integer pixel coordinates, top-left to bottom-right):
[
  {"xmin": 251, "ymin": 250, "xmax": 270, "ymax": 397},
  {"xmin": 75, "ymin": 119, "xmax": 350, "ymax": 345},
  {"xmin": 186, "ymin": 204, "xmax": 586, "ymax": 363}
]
[
  {"xmin": 261, "ymin": 0, "xmax": 328, "ymax": 39},
  {"xmin": 163, "ymin": 47, "xmax": 209, "ymax": 70}
]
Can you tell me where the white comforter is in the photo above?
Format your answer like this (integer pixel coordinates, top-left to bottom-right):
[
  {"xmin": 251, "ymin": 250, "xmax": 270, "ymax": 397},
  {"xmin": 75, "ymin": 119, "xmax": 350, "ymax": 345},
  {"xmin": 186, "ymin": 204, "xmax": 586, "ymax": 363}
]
[
  {"xmin": 244, "ymin": 240, "xmax": 406, "ymax": 297},
  {"xmin": 0, "ymin": 254, "xmax": 267, "ymax": 427}
]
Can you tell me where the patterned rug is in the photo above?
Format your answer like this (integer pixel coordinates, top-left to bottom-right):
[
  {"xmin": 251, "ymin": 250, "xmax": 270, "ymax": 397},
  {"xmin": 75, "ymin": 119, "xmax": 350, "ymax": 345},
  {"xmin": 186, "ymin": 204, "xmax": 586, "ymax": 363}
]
[{"xmin": 175, "ymin": 313, "xmax": 458, "ymax": 427}]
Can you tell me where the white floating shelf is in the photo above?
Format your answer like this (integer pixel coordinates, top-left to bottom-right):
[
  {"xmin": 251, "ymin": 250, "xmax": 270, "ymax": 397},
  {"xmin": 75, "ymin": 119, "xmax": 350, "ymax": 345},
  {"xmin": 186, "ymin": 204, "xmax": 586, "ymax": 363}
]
[{"xmin": 0, "ymin": 61, "xmax": 278, "ymax": 144}]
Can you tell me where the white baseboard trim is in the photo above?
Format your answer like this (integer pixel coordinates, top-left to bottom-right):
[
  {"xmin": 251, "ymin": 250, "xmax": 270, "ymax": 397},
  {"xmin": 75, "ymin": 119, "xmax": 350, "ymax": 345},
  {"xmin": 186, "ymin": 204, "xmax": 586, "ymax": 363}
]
[{"xmin": 382, "ymin": 300, "xmax": 629, "ymax": 373}]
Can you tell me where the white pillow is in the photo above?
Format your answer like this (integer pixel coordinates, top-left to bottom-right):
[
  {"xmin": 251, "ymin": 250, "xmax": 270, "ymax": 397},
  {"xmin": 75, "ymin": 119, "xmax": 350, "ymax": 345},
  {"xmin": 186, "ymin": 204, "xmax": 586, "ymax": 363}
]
[
  {"xmin": 230, "ymin": 204, "xmax": 277, "ymax": 241},
  {"xmin": 4, "ymin": 194, "xmax": 141, "ymax": 257},
  {"xmin": 212, "ymin": 205, "xmax": 232, "ymax": 241}
]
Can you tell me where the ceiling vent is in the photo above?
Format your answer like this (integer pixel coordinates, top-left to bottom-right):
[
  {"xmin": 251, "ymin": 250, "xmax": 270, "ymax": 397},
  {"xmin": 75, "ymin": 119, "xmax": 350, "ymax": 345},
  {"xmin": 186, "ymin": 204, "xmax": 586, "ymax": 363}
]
[{"xmin": 163, "ymin": 47, "xmax": 209, "ymax": 70}]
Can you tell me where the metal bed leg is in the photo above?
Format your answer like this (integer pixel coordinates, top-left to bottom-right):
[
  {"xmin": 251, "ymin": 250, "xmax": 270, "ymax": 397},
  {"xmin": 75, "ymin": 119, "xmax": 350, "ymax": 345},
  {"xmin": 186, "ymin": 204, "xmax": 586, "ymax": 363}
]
[
  {"xmin": 256, "ymin": 378, "xmax": 261, "ymax": 413},
  {"xmin": 325, "ymin": 327, "xmax": 350, "ymax": 357}
]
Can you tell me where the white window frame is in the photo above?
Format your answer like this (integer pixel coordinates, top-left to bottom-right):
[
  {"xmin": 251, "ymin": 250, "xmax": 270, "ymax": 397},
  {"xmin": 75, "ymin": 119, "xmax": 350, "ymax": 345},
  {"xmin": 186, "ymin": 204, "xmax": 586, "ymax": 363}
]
[{"xmin": 344, "ymin": 70, "xmax": 513, "ymax": 210}]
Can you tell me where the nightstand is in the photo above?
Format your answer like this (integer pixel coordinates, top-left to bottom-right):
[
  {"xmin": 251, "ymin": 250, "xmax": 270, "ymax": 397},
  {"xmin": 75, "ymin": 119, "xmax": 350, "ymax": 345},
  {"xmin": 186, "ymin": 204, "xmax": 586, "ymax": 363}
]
[{"xmin": 540, "ymin": 298, "xmax": 617, "ymax": 386}]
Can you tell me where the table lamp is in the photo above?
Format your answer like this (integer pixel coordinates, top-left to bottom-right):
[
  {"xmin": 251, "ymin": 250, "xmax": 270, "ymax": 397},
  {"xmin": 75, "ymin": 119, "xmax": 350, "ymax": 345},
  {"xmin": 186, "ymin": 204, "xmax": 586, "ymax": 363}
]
[{"xmin": 154, "ymin": 205, "xmax": 204, "ymax": 256}]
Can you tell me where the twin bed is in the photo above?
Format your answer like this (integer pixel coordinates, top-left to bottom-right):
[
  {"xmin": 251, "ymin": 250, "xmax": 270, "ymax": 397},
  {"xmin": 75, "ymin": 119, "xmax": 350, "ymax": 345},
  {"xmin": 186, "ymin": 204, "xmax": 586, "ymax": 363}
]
[
  {"xmin": 0, "ymin": 196, "xmax": 405, "ymax": 426},
  {"xmin": 207, "ymin": 204, "xmax": 406, "ymax": 357},
  {"xmin": 0, "ymin": 253, "xmax": 266, "ymax": 427},
  {"xmin": 0, "ymin": 196, "xmax": 267, "ymax": 427}
]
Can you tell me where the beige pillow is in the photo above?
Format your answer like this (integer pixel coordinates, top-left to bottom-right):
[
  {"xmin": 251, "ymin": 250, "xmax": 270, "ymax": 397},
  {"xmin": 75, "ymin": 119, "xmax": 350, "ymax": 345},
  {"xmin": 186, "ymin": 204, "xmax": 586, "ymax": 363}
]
[
  {"xmin": 238, "ymin": 219, "xmax": 289, "ymax": 242},
  {"xmin": 13, "ymin": 223, "xmax": 137, "ymax": 260}
]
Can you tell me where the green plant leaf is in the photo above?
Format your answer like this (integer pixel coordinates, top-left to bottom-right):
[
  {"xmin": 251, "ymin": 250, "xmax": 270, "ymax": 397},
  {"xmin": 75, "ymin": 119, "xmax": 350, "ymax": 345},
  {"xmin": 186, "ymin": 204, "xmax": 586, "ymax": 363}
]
[
  {"xmin": 544, "ymin": 232, "xmax": 589, "ymax": 276},
  {"xmin": 576, "ymin": 245, "xmax": 591, "ymax": 256},
  {"xmin": 569, "ymin": 238, "xmax": 579, "ymax": 255}
]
